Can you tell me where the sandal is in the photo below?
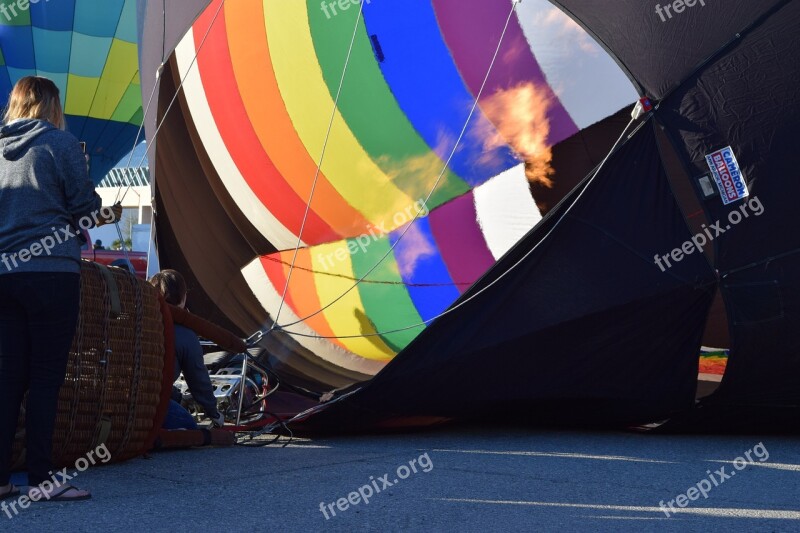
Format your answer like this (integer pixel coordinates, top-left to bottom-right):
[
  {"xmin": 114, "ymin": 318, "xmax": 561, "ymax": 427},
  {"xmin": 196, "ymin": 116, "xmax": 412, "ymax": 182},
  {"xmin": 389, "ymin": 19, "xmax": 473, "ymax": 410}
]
[
  {"xmin": 0, "ymin": 484, "xmax": 19, "ymax": 501},
  {"xmin": 29, "ymin": 485, "xmax": 91, "ymax": 502}
]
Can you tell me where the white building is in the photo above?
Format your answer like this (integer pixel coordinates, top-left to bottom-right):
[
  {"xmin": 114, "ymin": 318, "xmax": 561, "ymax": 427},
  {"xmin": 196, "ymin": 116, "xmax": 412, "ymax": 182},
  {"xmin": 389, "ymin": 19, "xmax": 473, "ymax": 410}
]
[{"xmin": 91, "ymin": 167, "xmax": 152, "ymax": 253}]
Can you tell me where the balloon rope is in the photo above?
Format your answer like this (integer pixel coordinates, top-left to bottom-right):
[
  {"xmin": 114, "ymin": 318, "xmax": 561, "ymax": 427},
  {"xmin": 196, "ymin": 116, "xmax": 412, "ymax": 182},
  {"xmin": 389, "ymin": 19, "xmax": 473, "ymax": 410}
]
[
  {"xmin": 119, "ymin": 0, "xmax": 227, "ymax": 205},
  {"xmin": 271, "ymin": 4, "xmax": 366, "ymax": 328},
  {"xmin": 282, "ymin": 114, "xmax": 643, "ymax": 340},
  {"xmin": 118, "ymin": 1, "xmax": 226, "ymax": 205},
  {"xmin": 262, "ymin": 255, "xmax": 472, "ymax": 287},
  {"xmin": 277, "ymin": 0, "xmax": 522, "ymax": 332},
  {"xmin": 109, "ymin": 0, "xmax": 226, "ymax": 268},
  {"xmin": 114, "ymin": 73, "xmax": 159, "ymax": 206},
  {"xmin": 109, "ymin": 0, "xmax": 225, "ymax": 265}
]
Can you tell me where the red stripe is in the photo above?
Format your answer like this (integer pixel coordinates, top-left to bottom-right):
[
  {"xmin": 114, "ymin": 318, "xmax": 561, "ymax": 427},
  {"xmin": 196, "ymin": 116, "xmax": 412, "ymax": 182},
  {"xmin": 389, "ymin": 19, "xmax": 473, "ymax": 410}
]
[
  {"xmin": 194, "ymin": 2, "xmax": 337, "ymax": 243},
  {"xmin": 260, "ymin": 255, "xmax": 297, "ymax": 315}
]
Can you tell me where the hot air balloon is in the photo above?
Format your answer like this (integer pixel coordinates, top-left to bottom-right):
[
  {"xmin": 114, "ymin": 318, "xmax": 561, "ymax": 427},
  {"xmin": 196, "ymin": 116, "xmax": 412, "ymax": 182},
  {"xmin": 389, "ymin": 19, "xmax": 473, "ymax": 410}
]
[
  {"xmin": 0, "ymin": 0, "xmax": 142, "ymax": 183},
  {"xmin": 139, "ymin": 0, "xmax": 639, "ymax": 387},
  {"xmin": 139, "ymin": 0, "xmax": 798, "ymax": 432}
]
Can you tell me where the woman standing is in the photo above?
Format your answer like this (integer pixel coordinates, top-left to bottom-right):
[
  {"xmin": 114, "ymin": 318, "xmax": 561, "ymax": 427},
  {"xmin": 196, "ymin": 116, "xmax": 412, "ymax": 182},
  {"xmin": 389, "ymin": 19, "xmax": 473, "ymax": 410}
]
[{"xmin": 0, "ymin": 77, "xmax": 118, "ymax": 502}]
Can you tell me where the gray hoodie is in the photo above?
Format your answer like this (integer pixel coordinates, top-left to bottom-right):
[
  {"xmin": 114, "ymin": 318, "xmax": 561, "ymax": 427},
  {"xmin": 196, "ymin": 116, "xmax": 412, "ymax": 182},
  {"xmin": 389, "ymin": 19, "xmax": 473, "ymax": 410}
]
[{"xmin": 0, "ymin": 119, "xmax": 102, "ymax": 274}]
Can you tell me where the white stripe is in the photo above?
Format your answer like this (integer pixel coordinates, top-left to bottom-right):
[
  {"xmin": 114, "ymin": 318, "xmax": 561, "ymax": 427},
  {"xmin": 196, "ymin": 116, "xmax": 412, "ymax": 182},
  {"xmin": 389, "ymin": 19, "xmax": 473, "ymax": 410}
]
[
  {"xmin": 175, "ymin": 33, "xmax": 300, "ymax": 250},
  {"xmin": 750, "ymin": 462, "xmax": 800, "ymax": 472},
  {"xmin": 431, "ymin": 448, "xmax": 676, "ymax": 464},
  {"xmin": 473, "ymin": 164, "xmax": 541, "ymax": 260},
  {"xmin": 709, "ymin": 460, "xmax": 800, "ymax": 472},
  {"xmin": 438, "ymin": 499, "xmax": 800, "ymax": 519},
  {"xmin": 241, "ymin": 259, "xmax": 386, "ymax": 376}
]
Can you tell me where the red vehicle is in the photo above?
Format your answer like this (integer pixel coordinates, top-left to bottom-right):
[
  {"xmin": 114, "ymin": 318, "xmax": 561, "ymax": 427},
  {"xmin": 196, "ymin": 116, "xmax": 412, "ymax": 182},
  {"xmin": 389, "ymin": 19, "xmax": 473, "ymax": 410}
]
[{"xmin": 80, "ymin": 229, "xmax": 148, "ymax": 279}]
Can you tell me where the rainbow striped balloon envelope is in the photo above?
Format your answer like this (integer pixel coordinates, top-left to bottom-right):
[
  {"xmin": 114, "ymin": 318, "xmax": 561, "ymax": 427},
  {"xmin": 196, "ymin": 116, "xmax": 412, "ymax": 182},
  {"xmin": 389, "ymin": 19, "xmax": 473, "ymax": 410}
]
[
  {"xmin": 172, "ymin": 0, "xmax": 637, "ymax": 374},
  {"xmin": 0, "ymin": 0, "xmax": 142, "ymax": 182}
]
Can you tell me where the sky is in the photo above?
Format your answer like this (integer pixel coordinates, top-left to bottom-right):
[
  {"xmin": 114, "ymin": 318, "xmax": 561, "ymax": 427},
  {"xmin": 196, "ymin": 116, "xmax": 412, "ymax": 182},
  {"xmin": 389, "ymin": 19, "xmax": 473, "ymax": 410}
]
[{"xmin": 114, "ymin": 141, "xmax": 149, "ymax": 168}]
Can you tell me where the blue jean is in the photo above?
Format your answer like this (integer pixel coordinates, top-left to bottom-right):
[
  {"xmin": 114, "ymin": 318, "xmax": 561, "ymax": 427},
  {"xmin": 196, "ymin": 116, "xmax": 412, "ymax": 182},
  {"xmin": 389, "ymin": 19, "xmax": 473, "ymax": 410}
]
[
  {"xmin": 162, "ymin": 400, "xmax": 198, "ymax": 430},
  {"xmin": 0, "ymin": 272, "xmax": 80, "ymax": 486}
]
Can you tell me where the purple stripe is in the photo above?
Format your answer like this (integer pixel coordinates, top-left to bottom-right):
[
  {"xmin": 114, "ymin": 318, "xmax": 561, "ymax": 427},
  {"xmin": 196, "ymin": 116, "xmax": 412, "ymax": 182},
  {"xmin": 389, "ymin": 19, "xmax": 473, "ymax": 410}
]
[
  {"xmin": 428, "ymin": 193, "xmax": 496, "ymax": 293},
  {"xmin": 432, "ymin": 0, "xmax": 579, "ymax": 145}
]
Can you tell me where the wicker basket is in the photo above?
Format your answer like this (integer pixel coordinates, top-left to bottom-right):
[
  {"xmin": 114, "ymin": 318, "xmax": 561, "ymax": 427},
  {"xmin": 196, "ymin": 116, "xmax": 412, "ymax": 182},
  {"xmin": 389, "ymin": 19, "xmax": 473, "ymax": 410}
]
[{"xmin": 11, "ymin": 261, "xmax": 173, "ymax": 470}]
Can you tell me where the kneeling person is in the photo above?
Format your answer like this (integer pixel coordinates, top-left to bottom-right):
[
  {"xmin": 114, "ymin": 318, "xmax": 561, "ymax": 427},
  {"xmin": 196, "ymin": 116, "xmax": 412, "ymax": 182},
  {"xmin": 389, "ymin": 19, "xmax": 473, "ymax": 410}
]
[{"xmin": 150, "ymin": 270, "xmax": 225, "ymax": 428}]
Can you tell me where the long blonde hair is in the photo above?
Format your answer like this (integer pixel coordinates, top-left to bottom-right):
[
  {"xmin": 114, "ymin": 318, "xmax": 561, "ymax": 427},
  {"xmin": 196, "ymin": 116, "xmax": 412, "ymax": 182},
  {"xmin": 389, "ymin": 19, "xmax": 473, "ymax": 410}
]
[{"xmin": 3, "ymin": 76, "xmax": 65, "ymax": 130}]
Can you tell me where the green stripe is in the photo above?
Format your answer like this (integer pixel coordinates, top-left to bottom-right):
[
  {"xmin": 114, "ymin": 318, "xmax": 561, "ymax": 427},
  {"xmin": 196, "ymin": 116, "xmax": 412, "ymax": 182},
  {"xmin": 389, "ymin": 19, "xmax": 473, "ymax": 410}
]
[
  {"xmin": 350, "ymin": 236, "xmax": 425, "ymax": 352},
  {"xmin": 0, "ymin": 1, "xmax": 31, "ymax": 26},
  {"xmin": 128, "ymin": 106, "xmax": 143, "ymax": 126},
  {"xmin": 111, "ymin": 83, "xmax": 142, "ymax": 124},
  {"xmin": 307, "ymin": 0, "xmax": 468, "ymax": 210}
]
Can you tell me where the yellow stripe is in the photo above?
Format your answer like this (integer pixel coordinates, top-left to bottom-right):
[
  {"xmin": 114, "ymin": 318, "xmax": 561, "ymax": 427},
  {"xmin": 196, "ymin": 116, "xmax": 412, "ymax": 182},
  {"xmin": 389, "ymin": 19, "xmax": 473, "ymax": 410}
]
[
  {"xmin": 311, "ymin": 242, "xmax": 395, "ymax": 360},
  {"xmin": 64, "ymin": 74, "xmax": 100, "ymax": 118},
  {"xmin": 90, "ymin": 39, "xmax": 138, "ymax": 120},
  {"xmin": 263, "ymin": 0, "xmax": 416, "ymax": 224}
]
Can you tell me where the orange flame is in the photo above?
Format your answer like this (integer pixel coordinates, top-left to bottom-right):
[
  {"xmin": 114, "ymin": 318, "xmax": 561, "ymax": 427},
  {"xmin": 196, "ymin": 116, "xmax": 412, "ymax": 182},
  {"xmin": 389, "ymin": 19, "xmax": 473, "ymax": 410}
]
[{"xmin": 476, "ymin": 82, "xmax": 555, "ymax": 188}]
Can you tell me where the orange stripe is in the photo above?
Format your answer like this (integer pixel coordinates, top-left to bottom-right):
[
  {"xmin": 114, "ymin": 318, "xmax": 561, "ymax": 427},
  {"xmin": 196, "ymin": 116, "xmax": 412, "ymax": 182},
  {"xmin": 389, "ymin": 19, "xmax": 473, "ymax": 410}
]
[
  {"xmin": 278, "ymin": 250, "xmax": 349, "ymax": 351},
  {"xmin": 194, "ymin": 2, "xmax": 334, "ymax": 242},
  {"xmin": 225, "ymin": 0, "xmax": 370, "ymax": 239},
  {"xmin": 262, "ymin": 253, "xmax": 343, "ymax": 349}
]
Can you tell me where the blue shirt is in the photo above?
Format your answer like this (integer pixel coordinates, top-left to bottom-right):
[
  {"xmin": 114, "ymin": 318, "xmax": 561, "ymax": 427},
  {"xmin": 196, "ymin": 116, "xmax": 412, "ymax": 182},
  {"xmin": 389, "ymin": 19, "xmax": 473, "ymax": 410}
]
[{"xmin": 173, "ymin": 324, "xmax": 220, "ymax": 419}]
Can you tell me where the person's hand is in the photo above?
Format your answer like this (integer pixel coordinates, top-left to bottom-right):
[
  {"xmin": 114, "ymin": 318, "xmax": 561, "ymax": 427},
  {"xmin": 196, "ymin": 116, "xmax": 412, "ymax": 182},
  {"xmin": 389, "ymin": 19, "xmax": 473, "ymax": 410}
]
[
  {"xmin": 96, "ymin": 204, "xmax": 123, "ymax": 227},
  {"xmin": 210, "ymin": 412, "xmax": 225, "ymax": 428},
  {"xmin": 109, "ymin": 203, "xmax": 123, "ymax": 222}
]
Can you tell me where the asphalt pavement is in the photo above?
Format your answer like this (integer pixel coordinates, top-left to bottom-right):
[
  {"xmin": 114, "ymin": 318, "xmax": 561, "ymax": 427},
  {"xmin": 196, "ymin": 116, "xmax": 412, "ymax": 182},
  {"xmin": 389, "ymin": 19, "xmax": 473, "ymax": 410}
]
[{"xmin": 4, "ymin": 426, "xmax": 800, "ymax": 532}]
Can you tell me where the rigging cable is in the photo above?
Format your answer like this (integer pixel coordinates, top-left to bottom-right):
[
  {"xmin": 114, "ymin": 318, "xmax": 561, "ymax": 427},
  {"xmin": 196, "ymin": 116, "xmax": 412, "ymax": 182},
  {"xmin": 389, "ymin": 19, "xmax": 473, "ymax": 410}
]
[
  {"xmin": 109, "ymin": 0, "xmax": 228, "ymax": 269},
  {"xmin": 271, "ymin": 3, "xmax": 366, "ymax": 329},
  {"xmin": 281, "ymin": 114, "xmax": 644, "ymax": 341},
  {"xmin": 247, "ymin": 0, "xmax": 525, "ymax": 348}
]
